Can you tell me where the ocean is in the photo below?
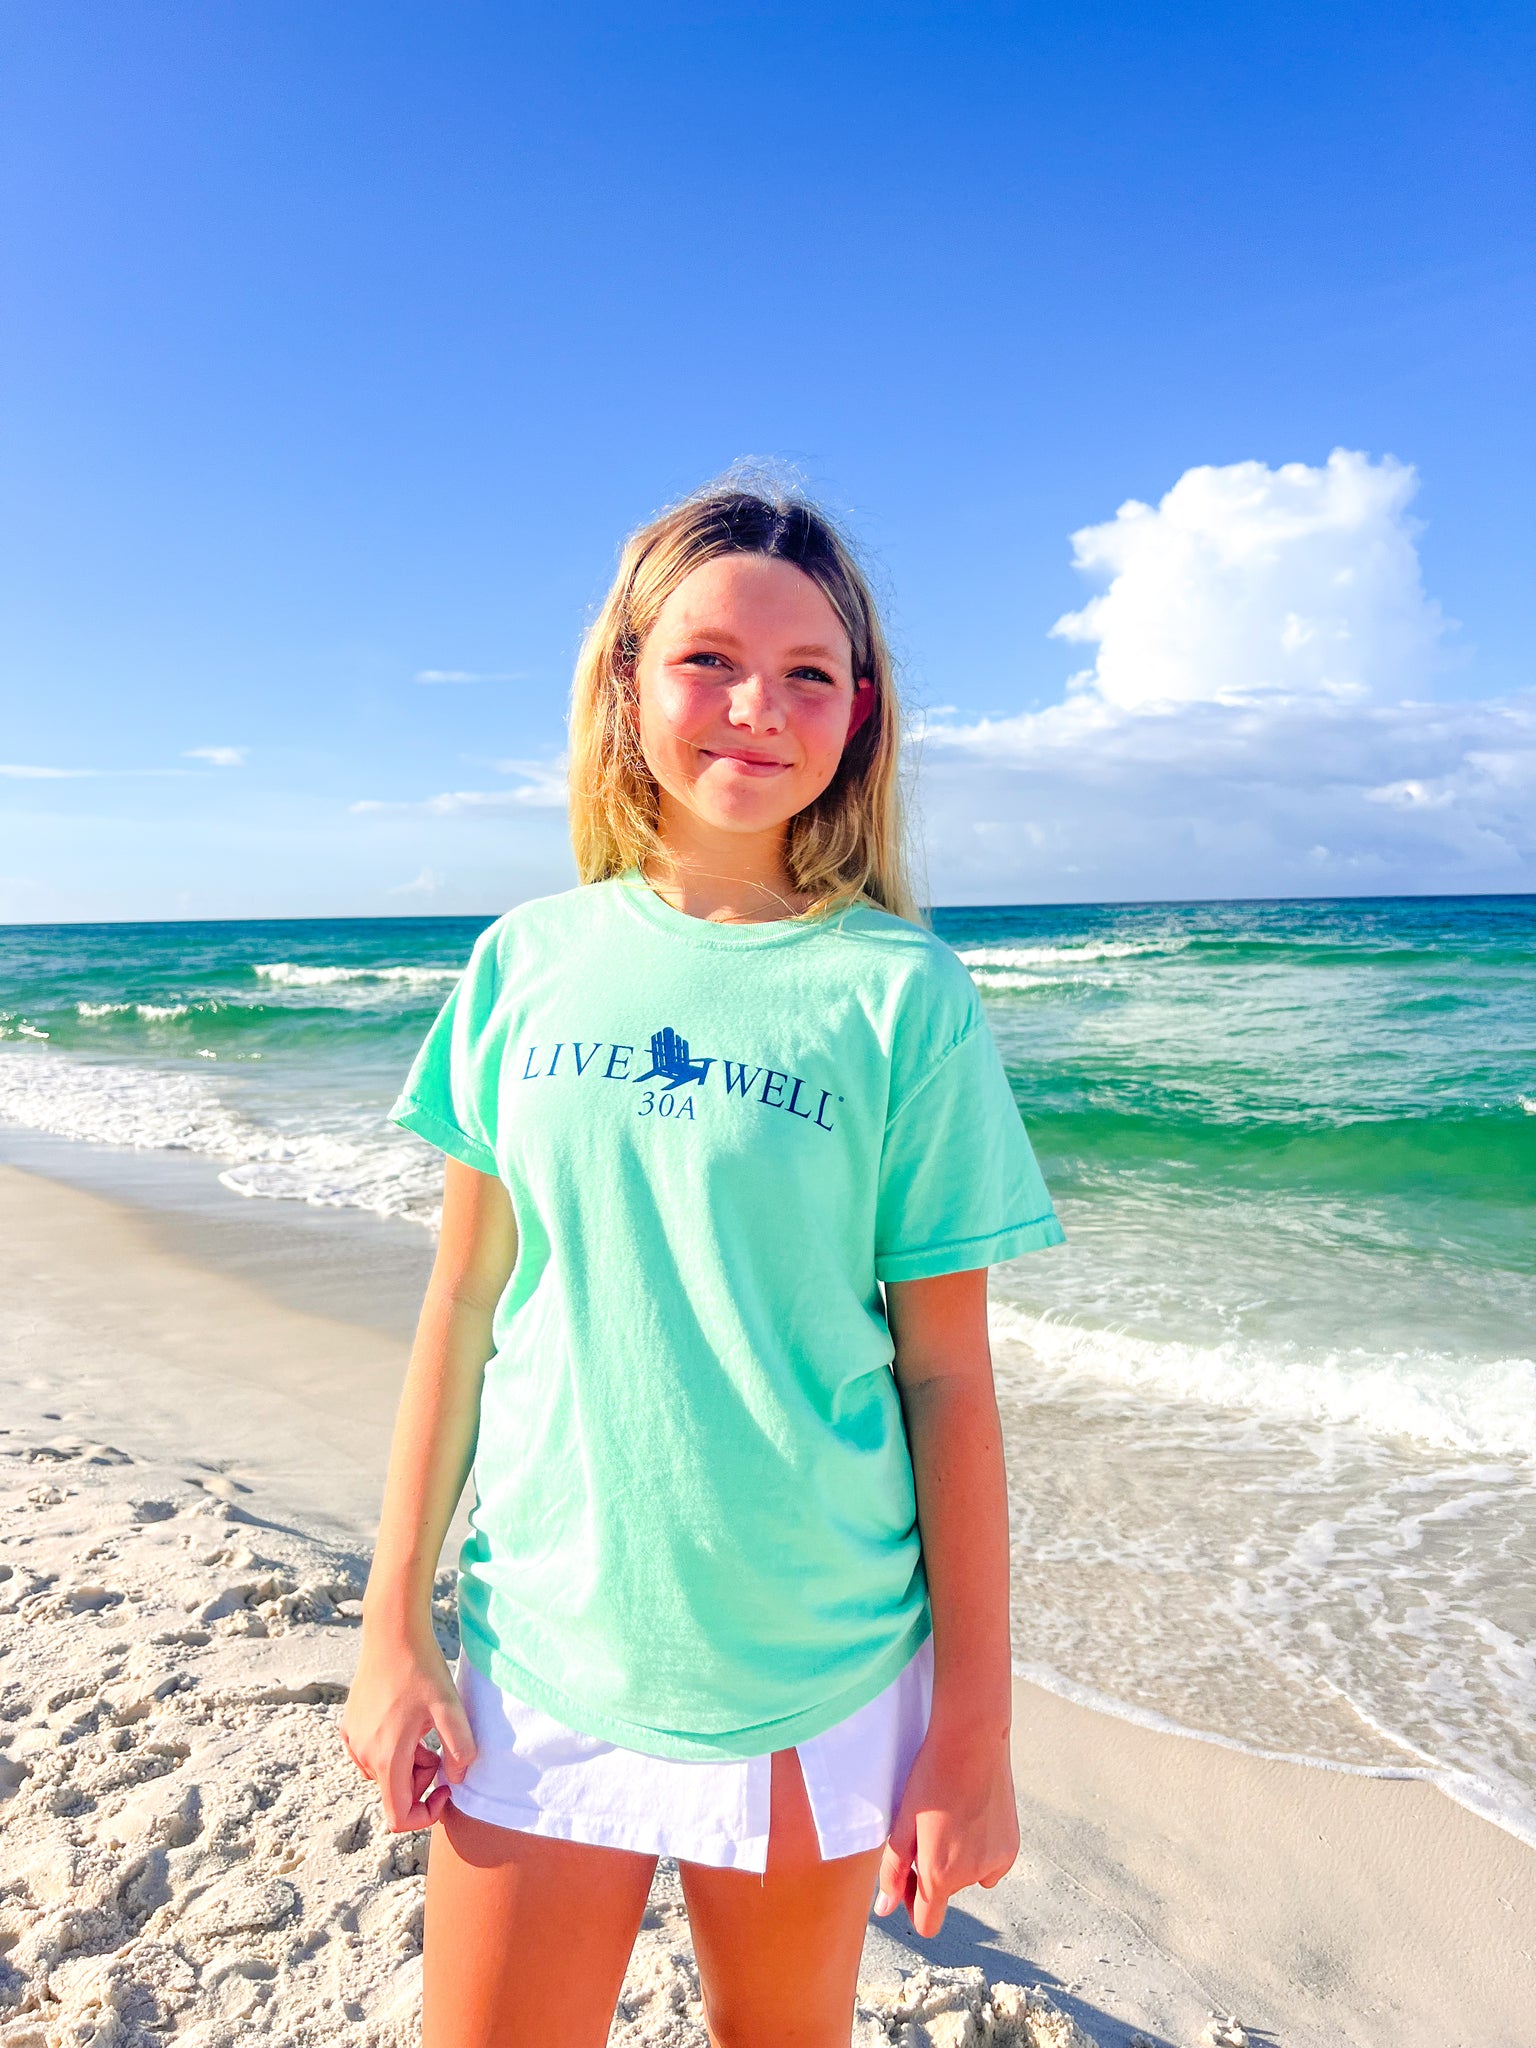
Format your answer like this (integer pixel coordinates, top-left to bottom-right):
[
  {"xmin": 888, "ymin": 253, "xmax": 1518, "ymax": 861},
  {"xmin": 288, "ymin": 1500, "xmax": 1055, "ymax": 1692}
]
[{"xmin": 2, "ymin": 893, "xmax": 1532, "ymax": 1845}]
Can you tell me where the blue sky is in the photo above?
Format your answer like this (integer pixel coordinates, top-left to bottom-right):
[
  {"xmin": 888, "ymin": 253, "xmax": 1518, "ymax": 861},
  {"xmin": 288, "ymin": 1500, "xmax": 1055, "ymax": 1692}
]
[{"xmin": 3, "ymin": 1, "xmax": 1532, "ymax": 920}]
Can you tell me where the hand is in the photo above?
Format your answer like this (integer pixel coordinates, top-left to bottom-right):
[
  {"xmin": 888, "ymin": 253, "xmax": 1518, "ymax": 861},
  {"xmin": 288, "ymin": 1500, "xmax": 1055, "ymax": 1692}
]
[
  {"xmin": 339, "ymin": 1613, "xmax": 478, "ymax": 1833},
  {"xmin": 874, "ymin": 1720, "xmax": 1019, "ymax": 1938}
]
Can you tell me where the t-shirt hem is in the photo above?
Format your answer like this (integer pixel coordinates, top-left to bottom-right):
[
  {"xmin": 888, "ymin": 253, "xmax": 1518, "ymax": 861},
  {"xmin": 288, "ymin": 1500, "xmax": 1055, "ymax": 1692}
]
[
  {"xmin": 875, "ymin": 1210, "xmax": 1066, "ymax": 1281},
  {"xmin": 388, "ymin": 1098, "xmax": 499, "ymax": 1177},
  {"xmin": 459, "ymin": 1605, "xmax": 934, "ymax": 1763}
]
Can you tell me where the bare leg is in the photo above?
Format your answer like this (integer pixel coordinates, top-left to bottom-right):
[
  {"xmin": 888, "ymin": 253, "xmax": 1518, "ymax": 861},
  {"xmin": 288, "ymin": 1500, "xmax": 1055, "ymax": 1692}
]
[
  {"xmin": 422, "ymin": 1806, "xmax": 657, "ymax": 2048},
  {"xmin": 679, "ymin": 1749, "xmax": 883, "ymax": 2048}
]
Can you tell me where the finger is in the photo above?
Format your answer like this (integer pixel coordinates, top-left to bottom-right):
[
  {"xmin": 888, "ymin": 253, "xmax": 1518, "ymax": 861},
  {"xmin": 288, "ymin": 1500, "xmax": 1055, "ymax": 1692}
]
[
  {"xmin": 341, "ymin": 1732, "xmax": 373, "ymax": 1782},
  {"xmin": 423, "ymin": 1779, "xmax": 454, "ymax": 1825},
  {"xmin": 433, "ymin": 1687, "xmax": 478, "ymax": 1782},
  {"xmin": 913, "ymin": 1894, "xmax": 948, "ymax": 1937},
  {"xmin": 908, "ymin": 1817, "xmax": 953, "ymax": 1938},
  {"xmin": 910, "ymin": 1862, "xmax": 948, "ymax": 1939},
  {"xmin": 875, "ymin": 1821, "xmax": 915, "ymax": 1918},
  {"xmin": 384, "ymin": 1739, "xmax": 419, "ymax": 1833}
]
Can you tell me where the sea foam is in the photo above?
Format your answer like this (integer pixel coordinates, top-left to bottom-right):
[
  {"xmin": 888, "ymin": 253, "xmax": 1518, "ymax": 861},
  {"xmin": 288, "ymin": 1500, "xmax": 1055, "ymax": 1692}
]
[
  {"xmin": 956, "ymin": 940, "xmax": 1171, "ymax": 968},
  {"xmin": 0, "ymin": 1048, "xmax": 443, "ymax": 1228},
  {"xmin": 990, "ymin": 1301, "xmax": 1536, "ymax": 1460},
  {"xmin": 252, "ymin": 962, "xmax": 462, "ymax": 988}
]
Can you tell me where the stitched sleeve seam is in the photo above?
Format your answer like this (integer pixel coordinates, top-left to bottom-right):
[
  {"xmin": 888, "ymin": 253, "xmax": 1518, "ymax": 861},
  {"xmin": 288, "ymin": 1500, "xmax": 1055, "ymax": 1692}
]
[
  {"xmin": 884, "ymin": 1017, "xmax": 985, "ymax": 1128},
  {"xmin": 389, "ymin": 1100, "xmax": 498, "ymax": 1175}
]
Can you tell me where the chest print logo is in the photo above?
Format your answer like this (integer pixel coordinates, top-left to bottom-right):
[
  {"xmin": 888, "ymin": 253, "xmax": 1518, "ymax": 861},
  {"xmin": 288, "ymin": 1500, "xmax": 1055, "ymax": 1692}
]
[
  {"xmin": 633, "ymin": 1027, "xmax": 713, "ymax": 1090},
  {"xmin": 518, "ymin": 1023, "xmax": 838, "ymax": 1132}
]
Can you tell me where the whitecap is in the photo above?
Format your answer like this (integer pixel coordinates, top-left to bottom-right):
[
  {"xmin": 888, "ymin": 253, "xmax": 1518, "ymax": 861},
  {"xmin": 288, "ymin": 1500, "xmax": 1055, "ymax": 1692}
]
[
  {"xmin": 252, "ymin": 962, "xmax": 462, "ymax": 987},
  {"xmin": 966, "ymin": 970, "xmax": 1070, "ymax": 992},
  {"xmin": 989, "ymin": 1302, "xmax": 1536, "ymax": 1460},
  {"xmin": 954, "ymin": 939, "xmax": 1173, "ymax": 969}
]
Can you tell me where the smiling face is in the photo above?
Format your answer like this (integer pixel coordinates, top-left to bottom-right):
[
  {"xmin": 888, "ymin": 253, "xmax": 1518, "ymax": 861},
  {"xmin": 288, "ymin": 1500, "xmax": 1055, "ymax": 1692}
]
[{"xmin": 634, "ymin": 553, "xmax": 874, "ymax": 844}]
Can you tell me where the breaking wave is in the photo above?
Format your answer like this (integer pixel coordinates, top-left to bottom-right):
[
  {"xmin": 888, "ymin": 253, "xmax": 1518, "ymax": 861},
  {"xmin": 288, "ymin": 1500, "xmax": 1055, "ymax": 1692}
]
[{"xmin": 0, "ymin": 1048, "xmax": 443, "ymax": 1228}]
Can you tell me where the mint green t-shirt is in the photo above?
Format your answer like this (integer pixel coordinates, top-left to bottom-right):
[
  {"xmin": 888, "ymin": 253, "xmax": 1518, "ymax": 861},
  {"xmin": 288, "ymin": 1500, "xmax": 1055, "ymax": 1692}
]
[{"xmin": 389, "ymin": 872, "xmax": 1064, "ymax": 1760}]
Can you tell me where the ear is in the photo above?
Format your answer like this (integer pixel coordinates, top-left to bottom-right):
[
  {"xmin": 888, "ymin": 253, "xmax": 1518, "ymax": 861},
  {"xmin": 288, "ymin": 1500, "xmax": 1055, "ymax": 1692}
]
[{"xmin": 845, "ymin": 677, "xmax": 876, "ymax": 744}]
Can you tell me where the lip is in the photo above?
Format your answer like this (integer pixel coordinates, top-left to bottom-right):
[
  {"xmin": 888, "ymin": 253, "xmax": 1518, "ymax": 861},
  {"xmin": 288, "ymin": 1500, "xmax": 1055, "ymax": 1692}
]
[{"xmin": 698, "ymin": 747, "xmax": 792, "ymax": 773}]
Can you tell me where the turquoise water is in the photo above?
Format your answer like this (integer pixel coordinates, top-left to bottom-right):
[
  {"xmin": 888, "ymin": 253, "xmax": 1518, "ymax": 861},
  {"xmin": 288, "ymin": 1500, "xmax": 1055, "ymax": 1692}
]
[{"xmin": 2, "ymin": 895, "xmax": 1533, "ymax": 1841}]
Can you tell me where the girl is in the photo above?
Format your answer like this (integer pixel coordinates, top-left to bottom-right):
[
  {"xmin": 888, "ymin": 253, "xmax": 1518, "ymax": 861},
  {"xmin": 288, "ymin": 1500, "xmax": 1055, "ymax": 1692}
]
[{"xmin": 340, "ymin": 483, "xmax": 1064, "ymax": 2047}]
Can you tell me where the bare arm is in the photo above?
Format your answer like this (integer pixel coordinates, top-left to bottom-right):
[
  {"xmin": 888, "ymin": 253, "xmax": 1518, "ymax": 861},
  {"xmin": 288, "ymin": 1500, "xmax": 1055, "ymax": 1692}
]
[
  {"xmin": 340, "ymin": 1156, "xmax": 518, "ymax": 1829},
  {"xmin": 363, "ymin": 1157, "xmax": 517, "ymax": 1627},
  {"xmin": 876, "ymin": 1266, "xmax": 1019, "ymax": 1935}
]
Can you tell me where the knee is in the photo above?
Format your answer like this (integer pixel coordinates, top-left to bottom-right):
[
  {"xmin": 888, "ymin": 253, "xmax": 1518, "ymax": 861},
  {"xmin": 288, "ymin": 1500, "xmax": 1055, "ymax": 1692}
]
[{"xmin": 700, "ymin": 1975, "xmax": 855, "ymax": 2048}]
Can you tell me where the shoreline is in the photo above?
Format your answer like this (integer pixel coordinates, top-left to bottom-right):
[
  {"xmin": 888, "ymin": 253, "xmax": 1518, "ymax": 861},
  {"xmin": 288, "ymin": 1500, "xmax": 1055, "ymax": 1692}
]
[
  {"xmin": 3, "ymin": 1149, "xmax": 1535, "ymax": 2043},
  {"xmin": 0, "ymin": 1155, "xmax": 420, "ymax": 1547},
  {"xmin": 0, "ymin": 1125, "xmax": 436, "ymax": 1340},
  {"xmin": 1008, "ymin": 1658, "xmax": 1536, "ymax": 1858}
]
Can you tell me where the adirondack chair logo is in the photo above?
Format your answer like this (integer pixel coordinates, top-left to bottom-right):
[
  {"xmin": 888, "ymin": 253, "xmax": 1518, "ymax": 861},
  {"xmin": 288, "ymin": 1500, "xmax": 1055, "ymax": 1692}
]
[{"xmin": 632, "ymin": 1026, "xmax": 715, "ymax": 1091}]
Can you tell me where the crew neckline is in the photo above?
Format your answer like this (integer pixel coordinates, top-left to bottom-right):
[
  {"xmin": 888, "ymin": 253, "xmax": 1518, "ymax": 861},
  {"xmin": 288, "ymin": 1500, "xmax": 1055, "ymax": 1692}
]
[{"xmin": 611, "ymin": 869, "xmax": 850, "ymax": 949}]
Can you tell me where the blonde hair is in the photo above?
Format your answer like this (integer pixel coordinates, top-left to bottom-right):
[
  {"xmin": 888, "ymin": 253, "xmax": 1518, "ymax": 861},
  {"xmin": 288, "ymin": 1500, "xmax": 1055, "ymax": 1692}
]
[{"xmin": 567, "ymin": 479, "xmax": 920, "ymax": 923}]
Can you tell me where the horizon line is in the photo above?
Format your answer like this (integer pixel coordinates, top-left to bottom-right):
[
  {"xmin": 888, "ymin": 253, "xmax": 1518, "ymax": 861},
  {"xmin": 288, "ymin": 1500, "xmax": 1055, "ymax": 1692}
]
[{"xmin": 2, "ymin": 886, "xmax": 1533, "ymax": 933}]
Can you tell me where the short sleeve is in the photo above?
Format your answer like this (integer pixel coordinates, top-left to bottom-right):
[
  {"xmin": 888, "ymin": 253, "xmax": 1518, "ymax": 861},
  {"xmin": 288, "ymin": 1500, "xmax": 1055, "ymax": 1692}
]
[
  {"xmin": 387, "ymin": 921, "xmax": 506, "ymax": 1177},
  {"xmin": 874, "ymin": 1016, "xmax": 1065, "ymax": 1283}
]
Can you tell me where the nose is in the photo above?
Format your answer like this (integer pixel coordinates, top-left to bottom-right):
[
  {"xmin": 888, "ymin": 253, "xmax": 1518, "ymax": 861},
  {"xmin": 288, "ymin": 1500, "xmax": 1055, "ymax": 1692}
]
[{"xmin": 726, "ymin": 671, "xmax": 786, "ymax": 732}]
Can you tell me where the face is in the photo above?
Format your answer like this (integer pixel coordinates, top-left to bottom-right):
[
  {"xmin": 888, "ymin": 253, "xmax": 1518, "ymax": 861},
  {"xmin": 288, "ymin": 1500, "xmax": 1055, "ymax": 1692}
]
[{"xmin": 633, "ymin": 553, "xmax": 874, "ymax": 841}]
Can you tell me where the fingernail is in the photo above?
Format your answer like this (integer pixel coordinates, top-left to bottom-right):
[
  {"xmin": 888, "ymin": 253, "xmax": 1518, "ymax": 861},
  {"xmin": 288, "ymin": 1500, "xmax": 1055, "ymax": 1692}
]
[{"xmin": 875, "ymin": 1890, "xmax": 893, "ymax": 1916}]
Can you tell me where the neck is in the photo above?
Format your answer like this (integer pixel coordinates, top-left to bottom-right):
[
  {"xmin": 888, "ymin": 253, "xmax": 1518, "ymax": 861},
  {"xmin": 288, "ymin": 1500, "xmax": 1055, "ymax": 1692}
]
[{"xmin": 644, "ymin": 806, "xmax": 807, "ymax": 924}]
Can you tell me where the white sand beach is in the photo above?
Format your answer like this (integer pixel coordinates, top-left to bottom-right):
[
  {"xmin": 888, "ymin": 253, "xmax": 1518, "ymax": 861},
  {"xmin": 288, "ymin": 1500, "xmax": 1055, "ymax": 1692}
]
[{"xmin": 2, "ymin": 1160, "xmax": 1533, "ymax": 2047}]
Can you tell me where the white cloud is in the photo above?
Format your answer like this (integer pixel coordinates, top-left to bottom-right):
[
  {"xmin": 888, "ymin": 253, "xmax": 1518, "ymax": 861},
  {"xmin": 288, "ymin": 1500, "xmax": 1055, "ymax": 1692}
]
[
  {"xmin": 1048, "ymin": 449, "xmax": 1446, "ymax": 710},
  {"xmin": 485, "ymin": 756, "xmax": 570, "ymax": 805},
  {"xmin": 351, "ymin": 755, "xmax": 569, "ymax": 816},
  {"xmin": 1056, "ymin": 448, "xmax": 1449, "ymax": 712},
  {"xmin": 183, "ymin": 746, "xmax": 248, "ymax": 767},
  {"xmin": 916, "ymin": 451, "xmax": 1534, "ymax": 902},
  {"xmin": 414, "ymin": 669, "xmax": 523, "ymax": 685},
  {"xmin": 388, "ymin": 867, "xmax": 447, "ymax": 895},
  {"xmin": 1, "ymin": 763, "xmax": 193, "ymax": 780}
]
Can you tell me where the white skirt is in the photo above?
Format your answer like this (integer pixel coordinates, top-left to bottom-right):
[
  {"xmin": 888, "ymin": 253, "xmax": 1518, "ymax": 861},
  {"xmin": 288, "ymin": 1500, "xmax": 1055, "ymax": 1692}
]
[{"xmin": 439, "ymin": 1635, "xmax": 934, "ymax": 1874}]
